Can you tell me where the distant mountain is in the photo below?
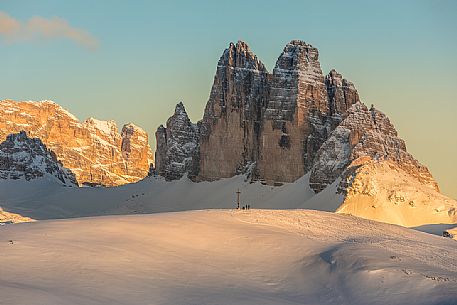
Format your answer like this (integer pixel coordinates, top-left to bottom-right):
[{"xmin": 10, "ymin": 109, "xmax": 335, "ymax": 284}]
[
  {"xmin": 155, "ymin": 40, "xmax": 457, "ymax": 226},
  {"xmin": 0, "ymin": 100, "xmax": 153, "ymax": 186}
]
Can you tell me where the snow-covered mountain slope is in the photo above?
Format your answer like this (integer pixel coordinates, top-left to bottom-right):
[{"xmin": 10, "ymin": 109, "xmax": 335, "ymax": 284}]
[
  {"xmin": 0, "ymin": 174, "xmax": 318, "ymax": 220},
  {"xmin": 336, "ymin": 159, "xmax": 457, "ymax": 227},
  {"xmin": 1, "ymin": 169, "xmax": 455, "ymax": 228},
  {"xmin": 1, "ymin": 210, "xmax": 456, "ymax": 305}
]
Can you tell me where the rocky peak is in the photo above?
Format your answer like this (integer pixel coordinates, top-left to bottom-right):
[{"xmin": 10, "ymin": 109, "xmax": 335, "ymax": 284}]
[
  {"xmin": 155, "ymin": 102, "xmax": 199, "ymax": 180},
  {"xmin": 325, "ymin": 69, "xmax": 360, "ymax": 117},
  {"xmin": 260, "ymin": 40, "xmax": 333, "ymax": 182},
  {"xmin": 266, "ymin": 39, "xmax": 328, "ymax": 123},
  {"xmin": 0, "ymin": 100, "xmax": 153, "ymax": 186},
  {"xmin": 195, "ymin": 41, "xmax": 270, "ymax": 181},
  {"xmin": 174, "ymin": 101, "xmax": 186, "ymax": 115},
  {"xmin": 0, "ymin": 131, "xmax": 77, "ymax": 185},
  {"xmin": 219, "ymin": 40, "xmax": 266, "ymax": 72},
  {"xmin": 309, "ymin": 102, "xmax": 438, "ymax": 192}
]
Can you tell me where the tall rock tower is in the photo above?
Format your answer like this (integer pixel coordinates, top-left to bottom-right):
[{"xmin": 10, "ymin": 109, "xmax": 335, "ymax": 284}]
[
  {"xmin": 197, "ymin": 41, "xmax": 269, "ymax": 180},
  {"xmin": 259, "ymin": 41, "xmax": 330, "ymax": 183}
]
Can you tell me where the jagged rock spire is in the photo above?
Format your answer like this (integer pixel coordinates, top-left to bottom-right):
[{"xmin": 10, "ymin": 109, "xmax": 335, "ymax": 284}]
[
  {"xmin": 197, "ymin": 40, "xmax": 269, "ymax": 180},
  {"xmin": 155, "ymin": 102, "xmax": 199, "ymax": 180},
  {"xmin": 218, "ymin": 40, "xmax": 266, "ymax": 72}
]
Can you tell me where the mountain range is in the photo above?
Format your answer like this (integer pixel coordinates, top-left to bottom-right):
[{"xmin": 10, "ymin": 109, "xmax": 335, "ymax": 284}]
[{"xmin": 0, "ymin": 40, "xmax": 456, "ymax": 229}]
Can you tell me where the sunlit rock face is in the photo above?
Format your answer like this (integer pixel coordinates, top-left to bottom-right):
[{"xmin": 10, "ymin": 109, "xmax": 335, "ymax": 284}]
[
  {"xmin": 155, "ymin": 102, "xmax": 199, "ymax": 180},
  {"xmin": 309, "ymin": 102, "xmax": 438, "ymax": 193},
  {"xmin": 0, "ymin": 131, "xmax": 76, "ymax": 185},
  {"xmin": 0, "ymin": 100, "xmax": 153, "ymax": 186}
]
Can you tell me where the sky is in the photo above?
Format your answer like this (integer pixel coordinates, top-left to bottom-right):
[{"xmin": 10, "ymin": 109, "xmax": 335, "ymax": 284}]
[{"xmin": 1, "ymin": 0, "xmax": 456, "ymax": 198}]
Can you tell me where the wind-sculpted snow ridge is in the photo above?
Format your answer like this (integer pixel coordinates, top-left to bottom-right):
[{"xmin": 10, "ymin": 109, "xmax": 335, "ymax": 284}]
[
  {"xmin": 1, "ymin": 210, "xmax": 456, "ymax": 305},
  {"xmin": 0, "ymin": 131, "xmax": 76, "ymax": 185},
  {"xmin": 0, "ymin": 99, "xmax": 153, "ymax": 186}
]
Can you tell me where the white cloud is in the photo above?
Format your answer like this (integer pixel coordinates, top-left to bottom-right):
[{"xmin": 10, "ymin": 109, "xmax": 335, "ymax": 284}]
[{"xmin": 0, "ymin": 11, "xmax": 99, "ymax": 50}]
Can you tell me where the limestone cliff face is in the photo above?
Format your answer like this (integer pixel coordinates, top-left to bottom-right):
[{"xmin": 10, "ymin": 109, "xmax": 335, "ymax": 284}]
[
  {"xmin": 0, "ymin": 131, "xmax": 76, "ymax": 185},
  {"xmin": 0, "ymin": 100, "xmax": 153, "ymax": 186},
  {"xmin": 325, "ymin": 69, "xmax": 360, "ymax": 118},
  {"xmin": 260, "ymin": 40, "xmax": 333, "ymax": 183},
  {"xmin": 155, "ymin": 102, "xmax": 199, "ymax": 180},
  {"xmin": 197, "ymin": 41, "xmax": 269, "ymax": 180}
]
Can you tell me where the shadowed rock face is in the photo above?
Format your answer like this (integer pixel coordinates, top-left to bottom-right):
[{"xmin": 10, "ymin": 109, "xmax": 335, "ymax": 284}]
[
  {"xmin": 0, "ymin": 131, "xmax": 76, "ymax": 185},
  {"xmin": 197, "ymin": 41, "xmax": 269, "ymax": 180},
  {"xmin": 0, "ymin": 100, "xmax": 153, "ymax": 186},
  {"xmin": 325, "ymin": 69, "xmax": 360, "ymax": 118},
  {"xmin": 155, "ymin": 102, "xmax": 199, "ymax": 180}
]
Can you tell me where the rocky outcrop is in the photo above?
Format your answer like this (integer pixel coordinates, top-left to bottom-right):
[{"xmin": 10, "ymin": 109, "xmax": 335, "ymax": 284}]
[
  {"xmin": 309, "ymin": 102, "xmax": 438, "ymax": 192},
  {"xmin": 325, "ymin": 69, "xmax": 360, "ymax": 119},
  {"xmin": 0, "ymin": 131, "xmax": 76, "ymax": 184},
  {"xmin": 0, "ymin": 100, "xmax": 153, "ymax": 186},
  {"xmin": 155, "ymin": 102, "xmax": 199, "ymax": 180}
]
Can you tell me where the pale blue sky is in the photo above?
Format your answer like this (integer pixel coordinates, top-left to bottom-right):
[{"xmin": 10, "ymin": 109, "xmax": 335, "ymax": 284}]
[{"xmin": 1, "ymin": 0, "xmax": 456, "ymax": 197}]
